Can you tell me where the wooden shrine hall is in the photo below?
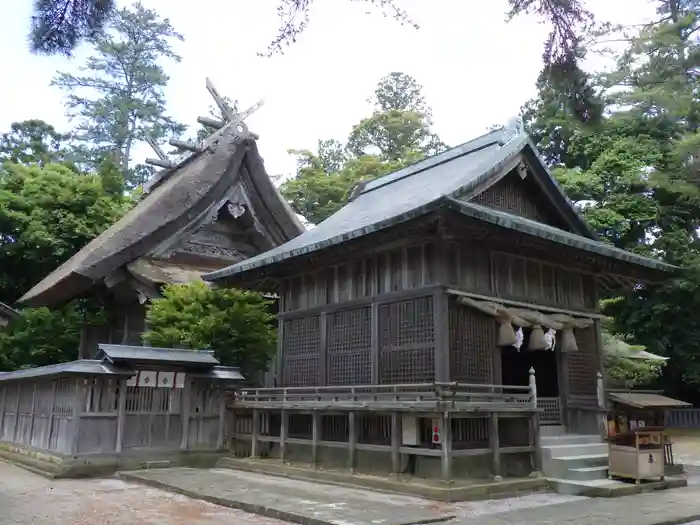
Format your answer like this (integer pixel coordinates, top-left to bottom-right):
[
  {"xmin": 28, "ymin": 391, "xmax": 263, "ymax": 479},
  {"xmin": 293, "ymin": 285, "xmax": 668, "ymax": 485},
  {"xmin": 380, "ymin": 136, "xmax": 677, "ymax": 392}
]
[
  {"xmin": 204, "ymin": 122, "xmax": 677, "ymax": 481},
  {"xmin": 18, "ymin": 79, "xmax": 305, "ymax": 358}
]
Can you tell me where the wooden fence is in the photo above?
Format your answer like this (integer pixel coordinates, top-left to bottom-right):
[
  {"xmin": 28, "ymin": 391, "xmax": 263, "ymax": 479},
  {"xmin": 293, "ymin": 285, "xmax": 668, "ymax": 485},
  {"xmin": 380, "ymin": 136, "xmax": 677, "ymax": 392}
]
[
  {"xmin": 665, "ymin": 408, "xmax": 700, "ymax": 429},
  {"xmin": 0, "ymin": 375, "xmax": 226, "ymax": 456}
]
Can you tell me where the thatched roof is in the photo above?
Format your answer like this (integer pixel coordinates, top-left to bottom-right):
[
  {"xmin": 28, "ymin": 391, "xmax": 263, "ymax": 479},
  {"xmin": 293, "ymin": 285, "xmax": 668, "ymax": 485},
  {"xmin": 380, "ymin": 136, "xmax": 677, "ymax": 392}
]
[{"xmin": 20, "ymin": 126, "xmax": 304, "ymax": 308}]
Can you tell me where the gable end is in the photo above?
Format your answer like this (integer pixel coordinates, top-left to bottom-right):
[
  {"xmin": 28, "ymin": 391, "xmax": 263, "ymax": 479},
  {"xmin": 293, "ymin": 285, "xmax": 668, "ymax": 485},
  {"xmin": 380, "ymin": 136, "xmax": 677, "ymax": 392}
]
[{"xmin": 471, "ymin": 170, "xmax": 572, "ymax": 231}]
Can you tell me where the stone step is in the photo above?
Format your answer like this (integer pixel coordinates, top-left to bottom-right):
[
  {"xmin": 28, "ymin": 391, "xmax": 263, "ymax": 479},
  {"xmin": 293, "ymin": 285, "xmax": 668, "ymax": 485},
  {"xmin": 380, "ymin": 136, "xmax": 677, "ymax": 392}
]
[
  {"xmin": 541, "ymin": 425, "xmax": 566, "ymax": 437},
  {"xmin": 543, "ymin": 442, "xmax": 608, "ymax": 459},
  {"xmin": 540, "ymin": 434, "xmax": 602, "ymax": 447},
  {"xmin": 547, "ymin": 476, "xmax": 688, "ymax": 497},
  {"xmin": 566, "ymin": 465, "xmax": 609, "ymax": 482},
  {"xmin": 548, "ymin": 453, "xmax": 609, "ymax": 474}
]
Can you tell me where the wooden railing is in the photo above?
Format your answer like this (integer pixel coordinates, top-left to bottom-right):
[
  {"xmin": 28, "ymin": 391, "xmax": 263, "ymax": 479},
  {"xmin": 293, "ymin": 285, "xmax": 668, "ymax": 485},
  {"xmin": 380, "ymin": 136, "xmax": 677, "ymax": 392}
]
[{"xmin": 233, "ymin": 382, "xmax": 535, "ymax": 412}]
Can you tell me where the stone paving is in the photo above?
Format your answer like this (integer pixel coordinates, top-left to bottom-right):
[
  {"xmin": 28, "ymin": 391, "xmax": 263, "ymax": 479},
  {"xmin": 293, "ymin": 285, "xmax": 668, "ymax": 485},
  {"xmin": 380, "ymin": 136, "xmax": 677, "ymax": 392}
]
[
  {"xmin": 0, "ymin": 460, "xmax": 287, "ymax": 525},
  {"xmin": 123, "ymin": 466, "xmax": 700, "ymax": 525},
  {"xmin": 5, "ymin": 457, "xmax": 700, "ymax": 525}
]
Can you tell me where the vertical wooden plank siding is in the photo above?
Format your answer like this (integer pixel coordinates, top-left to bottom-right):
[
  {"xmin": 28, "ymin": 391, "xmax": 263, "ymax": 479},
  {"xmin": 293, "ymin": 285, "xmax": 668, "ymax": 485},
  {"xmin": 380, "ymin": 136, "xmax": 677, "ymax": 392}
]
[
  {"xmin": 217, "ymin": 390, "xmax": 226, "ymax": 449},
  {"xmin": 12, "ymin": 383, "xmax": 20, "ymax": 443},
  {"xmin": 70, "ymin": 378, "xmax": 84, "ymax": 454},
  {"xmin": 115, "ymin": 379, "xmax": 127, "ymax": 453},
  {"xmin": 28, "ymin": 383, "xmax": 37, "ymax": 447},
  {"xmin": 180, "ymin": 380, "xmax": 192, "ymax": 450},
  {"xmin": 45, "ymin": 380, "xmax": 57, "ymax": 450}
]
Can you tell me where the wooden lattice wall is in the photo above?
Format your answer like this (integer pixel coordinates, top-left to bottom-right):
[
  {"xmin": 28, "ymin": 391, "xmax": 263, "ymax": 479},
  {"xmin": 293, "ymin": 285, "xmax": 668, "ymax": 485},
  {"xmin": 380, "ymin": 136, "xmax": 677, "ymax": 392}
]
[
  {"xmin": 282, "ymin": 316, "xmax": 321, "ymax": 387},
  {"xmin": 327, "ymin": 307, "xmax": 372, "ymax": 385},
  {"xmin": 280, "ymin": 295, "xmax": 436, "ymax": 388},
  {"xmin": 379, "ymin": 296, "xmax": 435, "ymax": 384},
  {"xmin": 448, "ymin": 303, "xmax": 494, "ymax": 384}
]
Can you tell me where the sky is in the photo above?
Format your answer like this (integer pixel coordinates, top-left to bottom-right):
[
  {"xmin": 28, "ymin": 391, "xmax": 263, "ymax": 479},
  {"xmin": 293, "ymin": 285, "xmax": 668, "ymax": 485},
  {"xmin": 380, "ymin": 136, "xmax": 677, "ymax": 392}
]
[{"xmin": 0, "ymin": 0, "xmax": 655, "ymax": 180}]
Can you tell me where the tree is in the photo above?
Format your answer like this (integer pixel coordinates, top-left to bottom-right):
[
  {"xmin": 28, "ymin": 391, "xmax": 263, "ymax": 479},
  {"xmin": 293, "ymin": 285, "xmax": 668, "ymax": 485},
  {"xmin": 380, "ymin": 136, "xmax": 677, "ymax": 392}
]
[
  {"xmin": 0, "ymin": 120, "xmax": 73, "ymax": 167},
  {"xmin": 30, "ymin": 0, "xmax": 116, "ymax": 55},
  {"xmin": 0, "ymin": 306, "xmax": 81, "ymax": 371},
  {"xmin": 29, "ymin": 0, "xmax": 415, "ymax": 56},
  {"xmin": 0, "ymin": 162, "xmax": 132, "ymax": 302},
  {"xmin": 348, "ymin": 73, "xmax": 445, "ymax": 160},
  {"xmin": 520, "ymin": 1, "xmax": 700, "ymax": 400},
  {"xmin": 281, "ymin": 72, "xmax": 446, "ymax": 224},
  {"xmin": 51, "ymin": 2, "xmax": 186, "ymax": 187},
  {"xmin": 143, "ymin": 282, "xmax": 277, "ymax": 382}
]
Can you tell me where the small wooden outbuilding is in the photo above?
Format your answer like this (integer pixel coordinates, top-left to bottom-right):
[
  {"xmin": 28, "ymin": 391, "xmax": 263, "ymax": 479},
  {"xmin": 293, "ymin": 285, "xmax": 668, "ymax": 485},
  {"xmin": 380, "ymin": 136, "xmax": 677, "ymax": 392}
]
[{"xmin": 0, "ymin": 344, "xmax": 244, "ymax": 476}]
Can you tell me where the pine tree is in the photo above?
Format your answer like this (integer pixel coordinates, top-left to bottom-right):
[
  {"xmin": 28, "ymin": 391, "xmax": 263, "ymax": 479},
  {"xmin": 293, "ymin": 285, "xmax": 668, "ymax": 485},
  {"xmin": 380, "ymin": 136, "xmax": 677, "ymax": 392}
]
[{"xmin": 51, "ymin": 2, "xmax": 185, "ymax": 187}]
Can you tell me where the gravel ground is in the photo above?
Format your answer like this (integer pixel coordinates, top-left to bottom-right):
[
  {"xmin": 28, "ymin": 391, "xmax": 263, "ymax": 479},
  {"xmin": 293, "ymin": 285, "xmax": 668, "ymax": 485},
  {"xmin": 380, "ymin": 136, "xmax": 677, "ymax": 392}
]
[{"xmin": 0, "ymin": 461, "xmax": 288, "ymax": 525}]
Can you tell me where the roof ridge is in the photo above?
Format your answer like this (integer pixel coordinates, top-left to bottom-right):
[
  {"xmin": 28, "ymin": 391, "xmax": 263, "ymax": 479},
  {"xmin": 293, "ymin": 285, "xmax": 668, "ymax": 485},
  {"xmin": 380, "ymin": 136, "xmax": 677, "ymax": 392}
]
[{"xmin": 352, "ymin": 128, "xmax": 509, "ymax": 199}]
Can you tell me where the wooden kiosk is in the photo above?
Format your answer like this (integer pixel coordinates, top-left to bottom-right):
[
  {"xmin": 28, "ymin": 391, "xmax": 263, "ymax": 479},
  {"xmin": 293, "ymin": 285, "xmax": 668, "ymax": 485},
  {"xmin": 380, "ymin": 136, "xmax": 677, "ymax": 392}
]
[{"xmin": 608, "ymin": 427, "xmax": 666, "ymax": 484}]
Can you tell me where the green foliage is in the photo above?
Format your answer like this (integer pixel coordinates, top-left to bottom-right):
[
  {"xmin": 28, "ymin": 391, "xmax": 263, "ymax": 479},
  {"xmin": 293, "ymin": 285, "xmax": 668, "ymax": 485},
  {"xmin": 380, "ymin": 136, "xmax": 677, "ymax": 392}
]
[
  {"xmin": 0, "ymin": 306, "xmax": 81, "ymax": 370},
  {"xmin": 601, "ymin": 328, "xmax": 664, "ymax": 389},
  {"xmin": 0, "ymin": 162, "xmax": 132, "ymax": 302},
  {"xmin": 51, "ymin": 2, "xmax": 185, "ymax": 187},
  {"xmin": 281, "ymin": 72, "xmax": 446, "ymax": 224},
  {"xmin": 522, "ymin": 1, "xmax": 700, "ymax": 400},
  {"xmin": 30, "ymin": 0, "xmax": 116, "ymax": 55},
  {"xmin": 0, "ymin": 120, "xmax": 74, "ymax": 167},
  {"xmin": 143, "ymin": 282, "xmax": 277, "ymax": 381}
]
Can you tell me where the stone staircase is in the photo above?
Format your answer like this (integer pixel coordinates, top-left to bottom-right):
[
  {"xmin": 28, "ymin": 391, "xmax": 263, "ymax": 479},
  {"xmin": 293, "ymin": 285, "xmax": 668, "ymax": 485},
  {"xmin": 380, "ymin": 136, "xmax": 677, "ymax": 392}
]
[
  {"xmin": 540, "ymin": 425, "xmax": 687, "ymax": 496},
  {"xmin": 541, "ymin": 427, "xmax": 610, "ymax": 495}
]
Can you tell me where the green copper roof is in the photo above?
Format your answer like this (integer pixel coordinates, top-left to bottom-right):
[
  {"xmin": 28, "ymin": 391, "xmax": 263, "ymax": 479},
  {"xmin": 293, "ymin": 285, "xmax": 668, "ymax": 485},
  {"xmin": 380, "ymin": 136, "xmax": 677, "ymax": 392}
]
[{"xmin": 204, "ymin": 129, "xmax": 675, "ymax": 283}]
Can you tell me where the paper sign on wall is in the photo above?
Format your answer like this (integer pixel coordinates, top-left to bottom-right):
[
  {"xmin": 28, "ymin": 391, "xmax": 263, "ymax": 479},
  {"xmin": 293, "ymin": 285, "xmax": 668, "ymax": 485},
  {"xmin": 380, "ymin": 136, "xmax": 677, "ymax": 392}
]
[
  {"xmin": 138, "ymin": 370, "xmax": 158, "ymax": 387},
  {"xmin": 125, "ymin": 370, "xmax": 185, "ymax": 388}
]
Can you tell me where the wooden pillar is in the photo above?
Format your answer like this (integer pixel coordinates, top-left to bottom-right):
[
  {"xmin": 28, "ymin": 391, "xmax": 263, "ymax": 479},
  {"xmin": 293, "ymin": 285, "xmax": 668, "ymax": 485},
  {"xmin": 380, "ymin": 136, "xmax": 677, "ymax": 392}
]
[
  {"xmin": 12, "ymin": 383, "xmax": 21, "ymax": 443},
  {"xmin": 115, "ymin": 379, "xmax": 127, "ymax": 453},
  {"xmin": 528, "ymin": 367, "xmax": 541, "ymax": 473},
  {"xmin": 27, "ymin": 382, "xmax": 37, "ymax": 447},
  {"xmin": 596, "ymin": 371, "xmax": 607, "ymax": 438},
  {"xmin": 251, "ymin": 408, "xmax": 260, "ymax": 458},
  {"xmin": 319, "ymin": 313, "xmax": 328, "ymax": 386},
  {"xmin": 45, "ymin": 380, "xmax": 57, "ymax": 450},
  {"xmin": 490, "ymin": 412, "xmax": 501, "ymax": 480},
  {"xmin": 433, "ymin": 289, "xmax": 450, "ymax": 382},
  {"xmin": 311, "ymin": 412, "xmax": 320, "ymax": 467},
  {"xmin": 180, "ymin": 379, "xmax": 192, "ymax": 450},
  {"xmin": 0, "ymin": 385, "xmax": 6, "ymax": 439},
  {"xmin": 370, "ymin": 302, "xmax": 380, "ymax": 384},
  {"xmin": 276, "ymin": 312, "xmax": 286, "ymax": 387},
  {"xmin": 348, "ymin": 411, "xmax": 357, "ymax": 472},
  {"xmin": 391, "ymin": 412, "xmax": 401, "ymax": 474},
  {"xmin": 70, "ymin": 378, "xmax": 85, "ymax": 454},
  {"xmin": 440, "ymin": 411, "xmax": 452, "ymax": 481},
  {"xmin": 279, "ymin": 409, "xmax": 288, "ymax": 462},
  {"xmin": 217, "ymin": 386, "xmax": 226, "ymax": 450}
]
